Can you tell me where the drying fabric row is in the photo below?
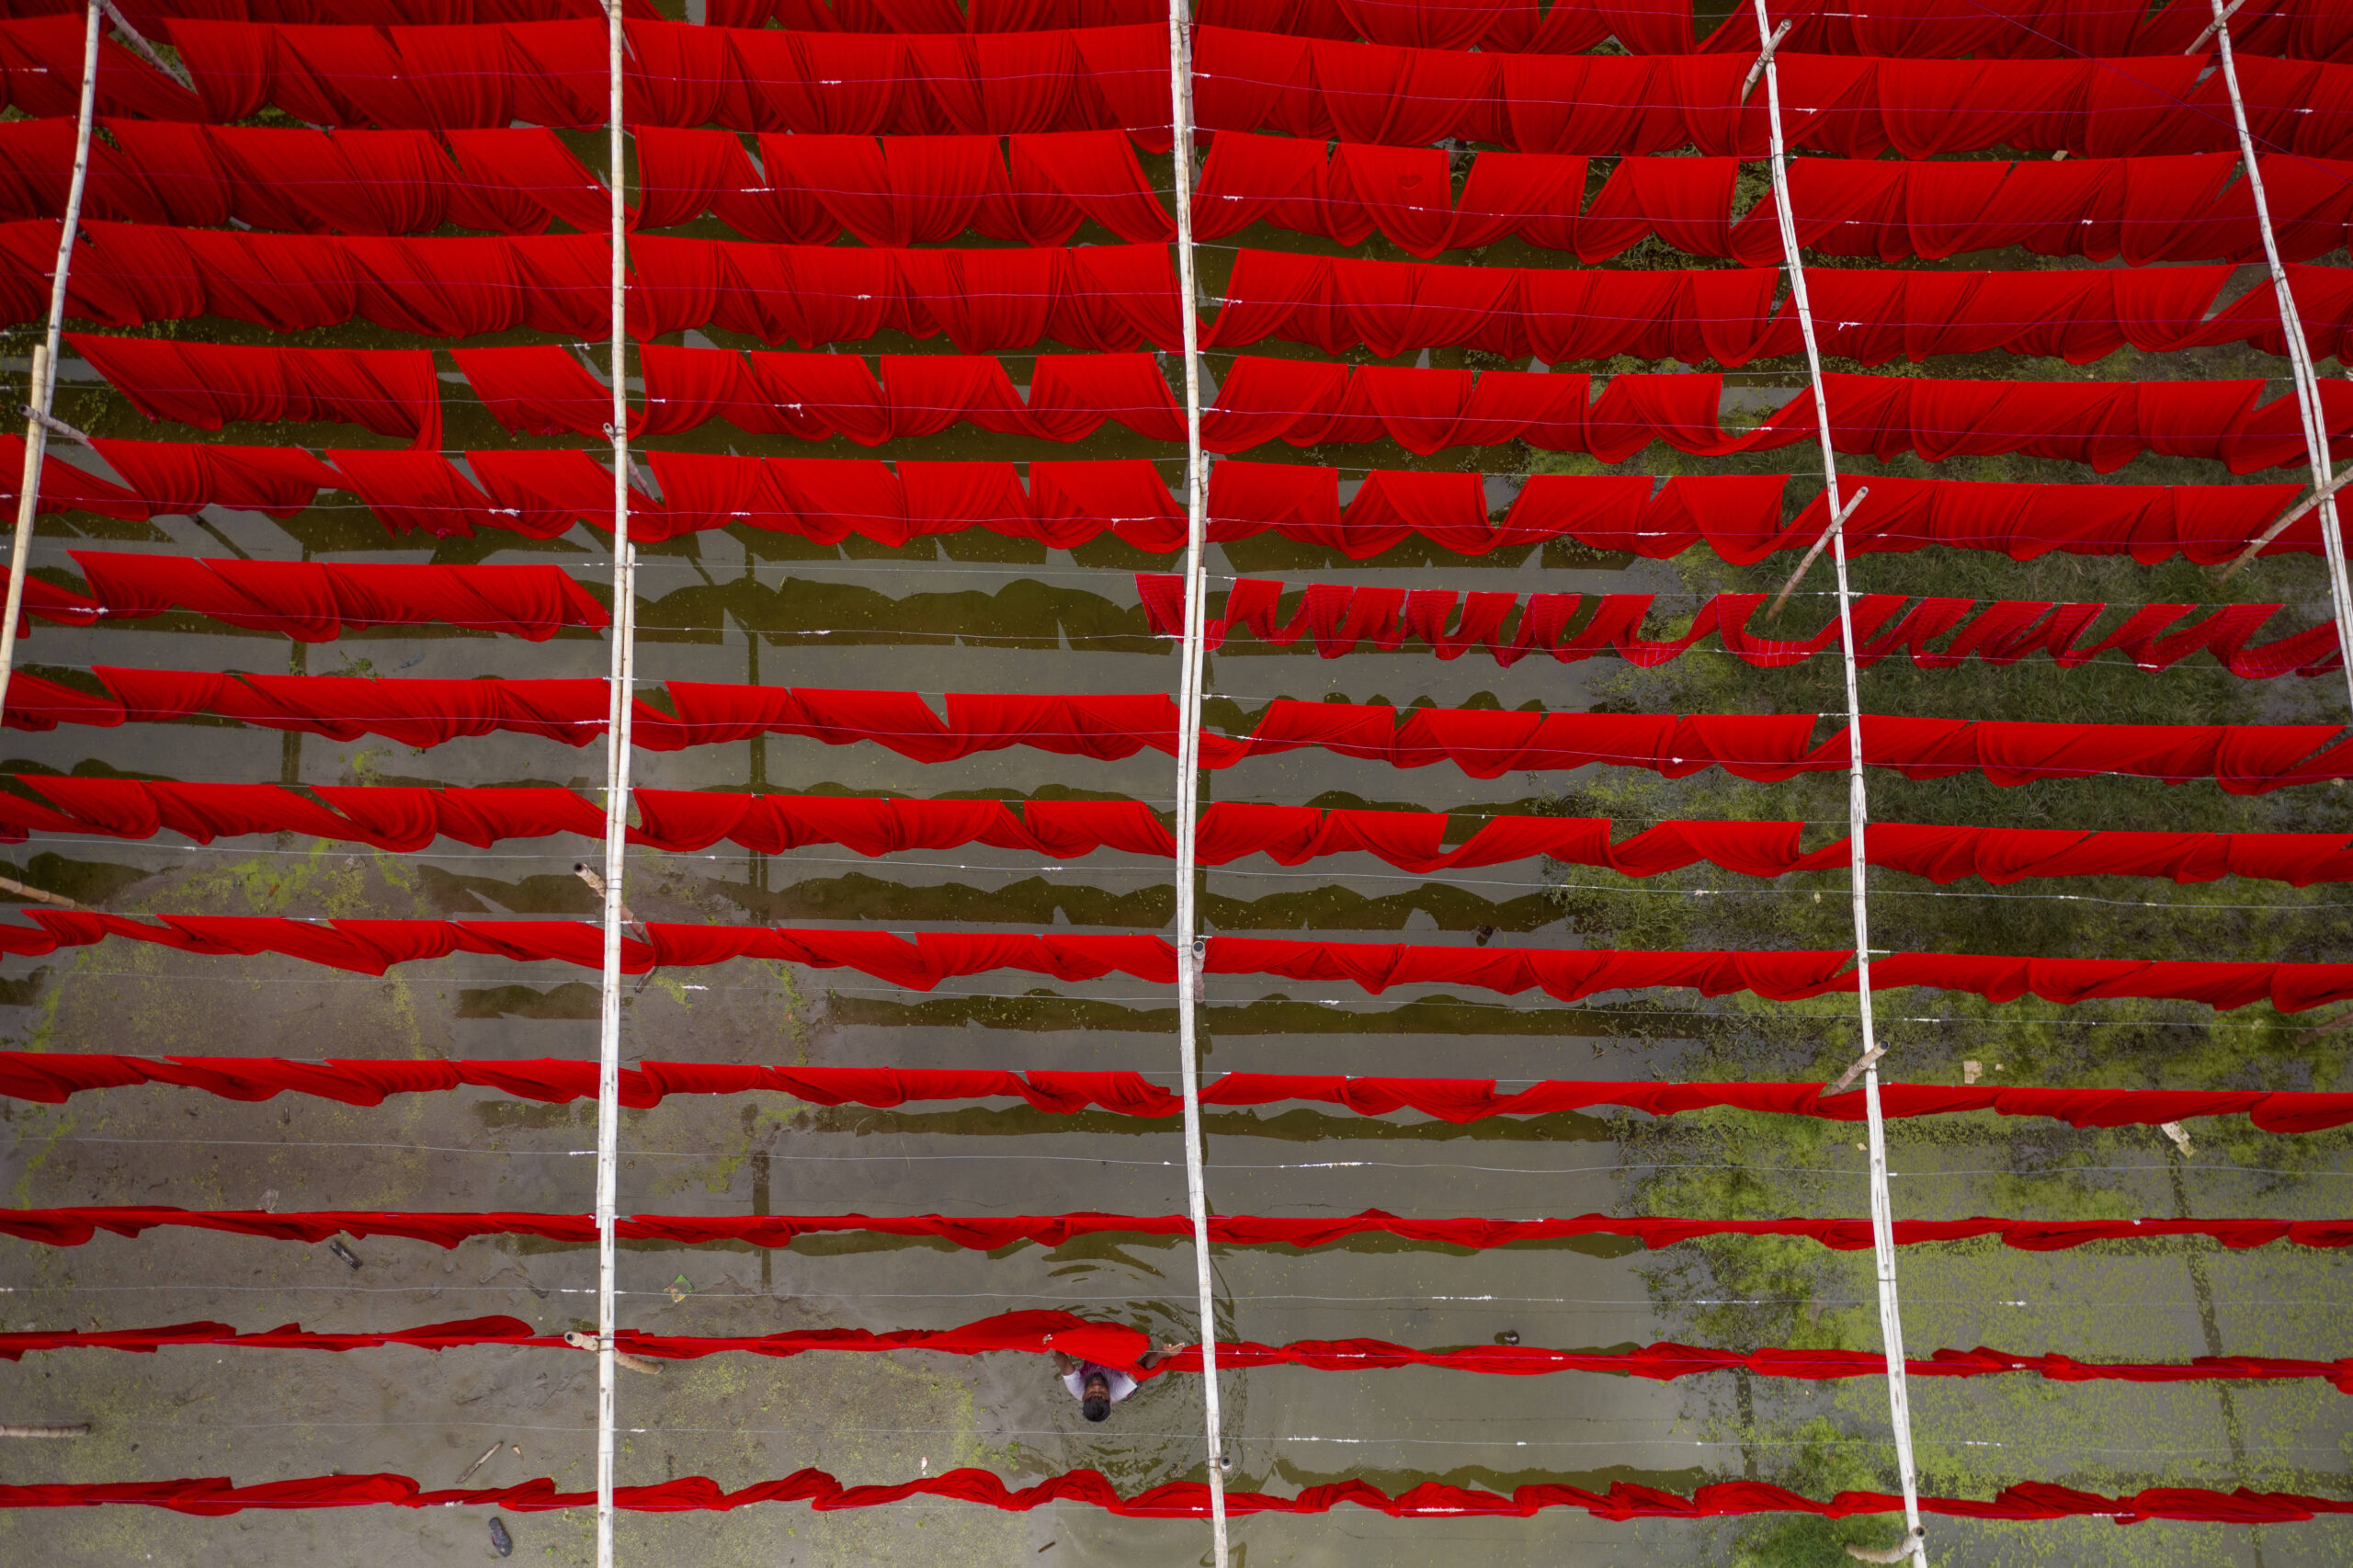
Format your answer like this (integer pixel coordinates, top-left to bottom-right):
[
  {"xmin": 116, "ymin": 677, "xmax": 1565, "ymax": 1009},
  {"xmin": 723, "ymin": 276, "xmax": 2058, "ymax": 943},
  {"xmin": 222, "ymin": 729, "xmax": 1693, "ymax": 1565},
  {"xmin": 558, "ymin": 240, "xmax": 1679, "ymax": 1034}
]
[
  {"xmin": 712, "ymin": 0, "xmax": 2353, "ymax": 61},
  {"xmin": 110, "ymin": 19, "xmax": 2353, "ymax": 162},
  {"xmin": 8, "ymin": 1312, "xmax": 2351, "ymax": 1390},
  {"xmin": 9, "ymin": 541, "xmax": 2327, "ymax": 676},
  {"xmin": 3, "ymin": 1466, "xmax": 2350, "ymax": 1526},
  {"xmin": 1128, "ymin": 576, "xmax": 2342, "ymax": 677},
  {"xmin": 75, "ymin": 336, "xmax": 2353, "ymax": 472},
  {"xmin": 13, "ymin": 1200, "xmax": 2353, "ymax": 1249},
  {"xmin": 8, "ymin": 676, "xmax": 2353, "ymax": 790},
  {"xmin": 17, "ymin": 442, "xmax": 2325, "ymax": 565},
  {"xmin": 17, "ymin": 116, "xmax": 2353, "ymax": 269},
  {"xmin": 6, "ymin": 782, "xmax": 2350, "ymax": 888},
  {"xmin": 1, "ymin": 556, "xmax": 606, "ymax": 642},
  {"xmin": 13, "ymin": 1051, "xmax": 2353, "ymax": 1131},
  {"xmin": 1, "ymin": 1466, "xmax": 2345, "ymax": 1526},
  {"xmin": 28, "ymin": 0, "xmax": 2337, "ymax": 62},
  {"xmin": 27, "ymin": 226, "xmax": 2353, "ymax": 367},
  {"xmin": 3, "ymin": 780, "xmax": 2344, "ymax": 888}
]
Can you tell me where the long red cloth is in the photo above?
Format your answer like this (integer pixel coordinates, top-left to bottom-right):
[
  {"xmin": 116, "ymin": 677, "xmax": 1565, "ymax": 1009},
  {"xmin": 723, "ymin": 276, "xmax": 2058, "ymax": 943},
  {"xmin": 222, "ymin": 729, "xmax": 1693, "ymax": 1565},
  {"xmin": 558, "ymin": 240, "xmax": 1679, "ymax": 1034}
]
[
  {"xmin": 0, "ymin": 119, "xmax": 613, "ymax": 235},
  {"xmin": 8, "ymin": 1310, "xmax": 2347, "ymax": 1392},
  {"xmin": 9, "ymin": 781, "xmax": 2351, "ymax": 890},
  {"xmin": 6, "ymin": 1204, "xmax": 2351, "ymax": 1254},
  {"xmin": 718, "ymin": 0, "xmax": 2353, "ymax": 60},
  {"xmin": 606, "ymin": 350, "xmax": 2353, "ymax": 462},
  {"xmin": 1134, "ymin": 574, "xmax": 2339, "ymax": 677},
  {"xmin": 0, "ymin": 16, "xmax": 205, "ymax": 119},
  {"xmin": 68, "ymin": 335, "xmax": 441, "ymax": 450},
  {"xmin": 6, "ymin": 1052, "xmax": 2350, "ymax": 1132},
  {"xmin": 1207, "ymin": 251, "xmax": 2353, "ymax": 369},
  {"xmin": 0, "ymin": 915, "xmax": 2347, "ymax": 1012},
  {"xmin": 21, "ymin": 221, "xmax": 2347, "ymax": 366},
  {"xmin": 0, "ymin": 1463, "xmax": 2348, "ymax": 1522},
  {"xmin": 12, "ymin": 675, "xmax": 2353, "ymax": 792},
  {"xmin": 13, "ymin": 438, "xmax": 2318, "ymax": 567},
  {"xmin": 141, "ymin": 21, "xmax": 2353, "ymax": 159},
  {"xmin": 1195, "ymin": 137, "xmax": 2353, "ymax": 264},
  {"xmin": 3, "ymin": 556, "xmax": 606, "ymax": 641}
]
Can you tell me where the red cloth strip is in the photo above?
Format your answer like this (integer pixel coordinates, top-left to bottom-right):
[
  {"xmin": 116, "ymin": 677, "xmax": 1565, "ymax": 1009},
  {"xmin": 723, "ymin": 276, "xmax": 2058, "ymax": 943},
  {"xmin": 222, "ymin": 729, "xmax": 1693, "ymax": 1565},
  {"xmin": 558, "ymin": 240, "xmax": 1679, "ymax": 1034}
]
[
  {"xmin": 5, "ymin": 1052, "xmax": 2349, "ymax": 1133},
  {"xmin": 0, "ymin": 17, "xmax": 204, "ymax": 119},
  {"xmin": 606, "ymin": 355, "xmax": 2353, "ymax": 463},
  {"xmin": 1, "ymin": 557, "xmax": 606, "ymax": 642},
  {"xmin": 17, "ymin": 440, "xmax": 2314, "ymax": 567},
  {"xmin": 0, "ymin": 918, "xmax": 2347, "ymax": 1013},
  {"xmin": 717, "ymin": 0, "xmax": 2353, "ymax": 61},
  {"xmin": 1195, "ymin": 137, "xmax": 2353, "ymax": 266},
  {"xmin": 20, "ymin": 222, "xmax": 2352, "ymax": 367},
  {"xmin": 1135, "ymin": 574, "xmax": 2341, "ymax": 678},
  {"xmin": 140, "ymin": 21, "xmax": 2353, "ymax": 159},
  {"xmin": 1208, "ymin": 254, "xmax": 2353, "ymax": 372},
  {"xmin": 12, "ymin": 676, "xmax": 2353, "ymax": 792},
  {"xmin": 69, "ymin": 335, "xmax": 441, "ymax": 451},
  {"xmin": 1, "ymin": 1462, "xmax": 2349, "ymax": 1521},
  {"xmin": 9, "ymin": 1310, "xmax": 2347, "ymax": 1393},
  {"xmin": 4, "ymin": 1204, "xmax": 2350, "ymax": 1254},
  {"xmin": 9, "ymin": 781, "xmax": 2352, "ymax": 891}
]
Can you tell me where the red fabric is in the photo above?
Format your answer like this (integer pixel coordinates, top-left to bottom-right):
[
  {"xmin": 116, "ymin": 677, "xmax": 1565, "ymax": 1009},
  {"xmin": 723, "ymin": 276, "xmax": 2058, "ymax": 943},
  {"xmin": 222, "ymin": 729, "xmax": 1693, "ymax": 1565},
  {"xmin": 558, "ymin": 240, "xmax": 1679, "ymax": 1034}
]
[
  {"xmin": 627, "ymin": 346, "xmax": 1182, "ymax": 443},
  {"xmin": 0, "ymin": 16, "xmax": 204, "ymax": 120},
  {"xmin": 704, "ymin": 0, "xmax": 2353, "ymax": 63},
  {"xmin": 1, "ymin": 1462, "xmax": 2351, "ymax": 1521},
  {"xmin": 6, "ymin": 1202, "xmax": 2352, "ymax": 1256},
  {"xmin": 13, "ymin": 673, "xmax": 2353, "ymax": 793},
  {"xmin": 15, "ymin": 222, "xmax": 2353, "ymax": 368},
  {"xmin": 0, "ymin": 1463, "xmax": 2347, "ymax": 1521},
  {"xmin": 69, "ymin": 335, "xmax": 440, "ymax": 451},
  {"xmin": 1188, "ymin": 363, "xmax": 2352, "ymax": 471},
  {"xmin": 63, "ymin": 554, "xmax": 607, "ymax": 642},
  {"xmin": 0, "ymin": 915, "xmax": 2346, "ymax": 1013},
  {"xmin": 10, "ymin": 1309, "xmax": 2347, "ymax": 1393},
  {"xmin": 636, "ymin": 128, "xmax": 1175, "ymax": 244},
  {"xmin": 1190, "ymin": 136, "xmax": 2352, "ymax": 266},
  {"xmin": 1135, "ymin": 574, "xmax": 2342, "ymax": 679},
  {"xmin": 1207, "ymin": 251, "xmax": 2353, "ymax": 369},
  {"xmin": 38, "ymin": 439, "xmax": 2322, "ymax": 569},
  {"xmin": 8, "ymin": 1051, "xmax": 2352, "ymax": 1134},
  {"xmin": 5, "ymin": 783, "xmax": 2349, "ymax": 892},
  {"xmin": 1192, "ymin": 28, "xmax": 2353, "ymax": 157},
  {"xmin": 0, "ymin": 120, "xmax": 610, "ymax": 235}
]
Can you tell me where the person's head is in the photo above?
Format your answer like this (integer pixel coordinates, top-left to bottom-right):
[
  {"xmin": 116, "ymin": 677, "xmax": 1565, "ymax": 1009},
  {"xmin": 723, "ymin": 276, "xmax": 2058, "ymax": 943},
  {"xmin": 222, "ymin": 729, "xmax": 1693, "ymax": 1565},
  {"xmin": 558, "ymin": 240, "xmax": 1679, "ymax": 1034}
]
[{"xmin": 1081, "ymin": 1372, "xmax": 1111, "ymax": 1423}]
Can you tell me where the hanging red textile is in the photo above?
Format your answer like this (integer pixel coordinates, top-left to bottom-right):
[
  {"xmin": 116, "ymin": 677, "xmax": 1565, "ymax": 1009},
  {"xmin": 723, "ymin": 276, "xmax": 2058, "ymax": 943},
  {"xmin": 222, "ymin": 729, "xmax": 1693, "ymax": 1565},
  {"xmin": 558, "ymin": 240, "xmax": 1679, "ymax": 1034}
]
[
  {"xmin": 622, "ymin": 345, "xmax": 1183, "ymax": 443},
  {"xmin": 54, "ymin": 555, "xmax": 607, "ymax": 641},
  {"xmin": 1131, "ymin": 574, "xmax": 2341, "ymax": 679},
  {"xmin": 1190, "ymin": 28, "xmax": 2353, "ymax": 157},
  {"xmin": 34, "ymin": 441, "xmax": 2320, "ymax": 568},
  {"xmin": 7, "ymin": 1309, "xmax": 2347, "ymax": 1392},
  {"xmin": 1190, "ymin": 135, "xmax": 2353, "ymax": 266},
  {"xmin": 1, "ymin": 1462, "xmax": 2349, "ymax": 1522},
  {"xmin": 11, "ymin": 672, "xmax": 2353, "ymax": 791},
  {"xmin": 69, "ymin": 335, "xmax": 441, "ymax": 450},
  {"xmin": 0, "ymin": 915, "xmax": 2347, "ymax": 1012},
  {"xmin": 3, "ymin": 781, "xmax": 2348, "ymax": 890},
  {"xmin": 7, "ymin": 1051, "xmax": 2352, "ymax": 1133},
  {"xmin": 702, "ymin": 0, "xmax": 2353, "ymax": 62},
  {"xmin": 1205, "ymin": 250, "xmax": 2353, "ymax": 368},
  {"xmin": 6, "ymin": 1201, "xmax": 2351, "ymax": 1254},
  {"xmin": 1188, "ymin": 363, "xmax": 2352, "ymax": 468},
  {"xmin": 0, "ymin": 16, "xmax": 205, "ymax": 119},
  {"xmin": 0, "ymin": 119, "xmax": 612, "ymax": 235}
]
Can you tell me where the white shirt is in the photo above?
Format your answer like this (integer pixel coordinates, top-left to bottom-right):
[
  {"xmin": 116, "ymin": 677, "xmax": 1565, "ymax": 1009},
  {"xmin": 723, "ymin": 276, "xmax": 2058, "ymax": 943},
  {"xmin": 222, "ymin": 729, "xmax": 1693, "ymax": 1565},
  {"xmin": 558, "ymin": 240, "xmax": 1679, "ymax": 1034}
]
[{"xmin": 1061, "ymin": 1361, "xmax": 1139, "ymax": 1404}]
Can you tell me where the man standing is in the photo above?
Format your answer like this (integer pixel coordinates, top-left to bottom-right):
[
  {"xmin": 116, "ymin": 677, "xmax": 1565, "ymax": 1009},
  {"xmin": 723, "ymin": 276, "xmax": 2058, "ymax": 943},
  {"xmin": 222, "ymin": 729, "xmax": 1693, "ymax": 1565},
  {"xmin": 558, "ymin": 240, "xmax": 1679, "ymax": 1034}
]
[{"xmin": 1054, "ymin": 1339, "xmax": 1184, "ymax": 1423}]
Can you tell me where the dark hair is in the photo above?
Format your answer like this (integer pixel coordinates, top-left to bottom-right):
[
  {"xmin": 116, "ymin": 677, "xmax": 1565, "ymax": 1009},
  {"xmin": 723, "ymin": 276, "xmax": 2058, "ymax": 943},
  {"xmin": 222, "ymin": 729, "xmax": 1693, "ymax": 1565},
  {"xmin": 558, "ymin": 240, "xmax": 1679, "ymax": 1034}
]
[{"xmin": 1081, "ymin": 1395, "xmax": 1111, "ymax": 1423}]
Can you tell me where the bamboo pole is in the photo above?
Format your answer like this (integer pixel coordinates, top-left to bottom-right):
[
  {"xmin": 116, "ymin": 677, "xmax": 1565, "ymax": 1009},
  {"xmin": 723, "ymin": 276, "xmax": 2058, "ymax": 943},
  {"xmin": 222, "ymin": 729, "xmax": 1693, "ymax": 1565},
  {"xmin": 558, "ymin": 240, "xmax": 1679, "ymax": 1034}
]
[
  {"xmin": 0, "ymin": 2, "xmax": 100, "ymax": 738},
  {"xmin": 1747, "ymin": 5, "xmax": 1926, "ymax": 1561},
  {"xmin": 1164, "ymin": 1, "xmax": 1228, "ymax": 1562}
]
